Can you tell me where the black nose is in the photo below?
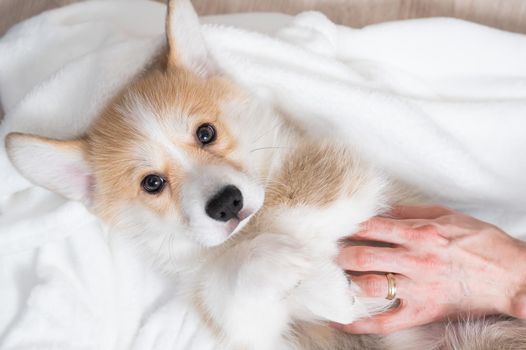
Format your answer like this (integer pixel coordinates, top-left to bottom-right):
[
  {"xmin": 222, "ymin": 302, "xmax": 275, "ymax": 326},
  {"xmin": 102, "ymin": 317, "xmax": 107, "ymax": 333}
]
[{"xmin": 205, "ymin": 185, "xmax": 243, "ymax": 222}]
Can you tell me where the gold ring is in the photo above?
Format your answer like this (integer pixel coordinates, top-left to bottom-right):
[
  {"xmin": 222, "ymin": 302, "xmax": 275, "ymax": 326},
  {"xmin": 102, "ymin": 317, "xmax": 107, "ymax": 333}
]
[{"xmin": 385, "ymin": 273, "xmax": 397, "ymax": 300}]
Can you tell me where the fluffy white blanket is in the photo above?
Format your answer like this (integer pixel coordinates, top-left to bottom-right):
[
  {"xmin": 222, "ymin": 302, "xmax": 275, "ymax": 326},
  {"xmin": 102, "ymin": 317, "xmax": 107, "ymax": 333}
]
[{"xmin": 1, "ymin": 1, "xmax": 525, "ymax": 349}]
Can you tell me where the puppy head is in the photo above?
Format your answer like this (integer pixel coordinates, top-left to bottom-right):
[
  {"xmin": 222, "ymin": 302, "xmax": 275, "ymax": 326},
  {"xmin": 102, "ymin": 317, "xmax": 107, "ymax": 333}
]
[{"xmin": 5, "ymin": 0, "xmax": 272, "ymax": 249}]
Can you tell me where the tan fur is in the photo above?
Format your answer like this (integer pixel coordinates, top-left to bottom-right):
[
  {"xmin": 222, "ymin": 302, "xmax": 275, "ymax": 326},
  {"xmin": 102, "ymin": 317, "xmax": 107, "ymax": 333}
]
[
  {"xmin": 265, "ymin": 143, "xmax": 358, "ymax": 208},
  {"xmin": 165, "ymin": 0, "xmax": 178, "ymax": 67},
  {"xmin": 6, "ymin": 132, "xmax": 86, "ymax": 154},
  {"xmin": 289, "ymin": 322, "xmax": 384, "ymax": 350},
  {"xmin": 5, "ymin": 2, "xmax": 526, "ymax": 349},
  {"xmin": 444, "ymin": 317, "xmax": 526, "ymax": 350},
  {"xmin": 259, "ymin": 110, "xmax": 380, "ymax": 209},
  {"xmin": 84, "ymin": 64, "xmax": 239, "ymax": 222},
  {"xmin": 78, "ymin": 0, "xmax": 243, "ymax": 222}
]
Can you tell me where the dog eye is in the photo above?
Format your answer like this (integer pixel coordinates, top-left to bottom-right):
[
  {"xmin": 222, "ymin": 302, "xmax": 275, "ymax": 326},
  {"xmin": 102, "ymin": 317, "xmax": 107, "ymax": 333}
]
[
  {"xmin": 196, "ymin": 123, "xmax": 216, "ymax": 145},
  {"xmin": 141, "ymin": 174, "xmax": 166, "ymax": 194}
]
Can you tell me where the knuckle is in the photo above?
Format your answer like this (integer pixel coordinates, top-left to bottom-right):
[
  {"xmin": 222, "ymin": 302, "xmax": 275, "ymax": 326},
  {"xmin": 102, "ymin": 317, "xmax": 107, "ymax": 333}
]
[
  {"xmin": 417, "ymin": 223, "xmax": 439, "ymax": 237},
  {"xmin": 405, "ymin": 223, "xmax": 448, "ymax": 244},
  {"xmin": 364, "ymin": 217, "xmax": 390, "ymax": 232},
  {"xmin": 407, "ymin": 253, "xmax": 443, "ymax": 270},
  {"xmin": 363, "ymin": 217, "xmax": 380, "ymax": 232},
  {"xmin": 424, "ymin": 228, "xmax": 450, "ymax": 246},
  {"xmin": 404, "ymin": 224, "xmax": 435, "ymax": 241},
  {"xmin": 421, "ymin": 222, "xmax": 438, "ymax": 232},
  {"xmin": 434, "ymin": 236, "xmax": 450, "ymax": 247},
  {"xmin": 426, "ymin": 225, "xmax": 449, "ymax": 243},
  {"xmin": 354, "ymin": 248, "xmax": 375, "ymax": 269}
]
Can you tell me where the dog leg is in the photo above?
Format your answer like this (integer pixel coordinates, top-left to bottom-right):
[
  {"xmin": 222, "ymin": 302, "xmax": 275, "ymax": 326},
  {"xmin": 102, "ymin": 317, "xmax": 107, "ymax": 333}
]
[{"xmin": 198, "ymin": 233, "xmax": 310, "ymax": 350}]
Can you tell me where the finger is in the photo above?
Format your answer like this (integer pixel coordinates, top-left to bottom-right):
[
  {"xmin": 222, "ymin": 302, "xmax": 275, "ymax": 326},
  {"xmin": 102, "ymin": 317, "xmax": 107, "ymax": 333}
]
[
  {"xmin": 351, "ymin": 217, "xmax": 447, "ymax": 248},
  {"xmin": 350, "ymin": 273, "xmax": 410, "ymax": 299},
  {"xmin": 387, "ymin": 205, "xmax": 452, "ymax": 220},
  {"xmin": 334, "ymin": 301, "xmax": 430, "ymax": 334},
  {"xmin": 349, "ymin": 217, "xmax": 409, "ymax": 245},
  {"xmin": 337, "ymin": 246, "xmax": 408, "ymax": 273}
]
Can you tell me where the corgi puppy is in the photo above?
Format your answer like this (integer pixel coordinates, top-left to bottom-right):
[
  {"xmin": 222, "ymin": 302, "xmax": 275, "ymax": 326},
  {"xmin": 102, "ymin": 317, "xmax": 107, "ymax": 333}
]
[{"xmin": 5, "ymin": 1, "xmax": 526, "ymax": 349}]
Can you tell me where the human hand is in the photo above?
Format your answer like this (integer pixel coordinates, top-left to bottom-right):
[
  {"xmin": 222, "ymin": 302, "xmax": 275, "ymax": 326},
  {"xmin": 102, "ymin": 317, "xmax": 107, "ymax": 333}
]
[{"xmin": 333, "ymin": 205, "xmax": 526, "ymax": 334}]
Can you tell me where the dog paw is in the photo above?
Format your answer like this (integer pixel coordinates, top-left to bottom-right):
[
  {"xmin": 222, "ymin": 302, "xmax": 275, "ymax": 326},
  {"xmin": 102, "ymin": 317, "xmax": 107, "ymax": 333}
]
[
  {"xmin": 238, "ymin": 234, "xmax": 310, "ymax": 298},
  {"xmin": 288, "ymin": 261, "xmax": 358, "ymax": 324}
]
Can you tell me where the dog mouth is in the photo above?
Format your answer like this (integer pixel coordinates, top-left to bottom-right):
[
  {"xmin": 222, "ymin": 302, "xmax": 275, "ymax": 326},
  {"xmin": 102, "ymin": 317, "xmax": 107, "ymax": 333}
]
[
  {"xmin": 225, "ymin": 208, "xmax": 255, "ymax": 235},
  {"xmin": 238, "ymin": 208, "xmax": 253, "ymax": 222},
  {"xmin": 190, "ymin": 207, "xmax": 255, "ymax": 248},
  {"xmin": 189, "ymin": 178, "xmax": 265, "ymax": 247}
]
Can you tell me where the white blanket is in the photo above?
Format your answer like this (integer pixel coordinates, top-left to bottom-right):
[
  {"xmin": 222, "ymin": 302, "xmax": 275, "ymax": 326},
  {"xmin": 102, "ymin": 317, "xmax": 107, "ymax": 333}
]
[{"xmin": 1, "ymin": 1, "xmax": 525, "ymax": 349}]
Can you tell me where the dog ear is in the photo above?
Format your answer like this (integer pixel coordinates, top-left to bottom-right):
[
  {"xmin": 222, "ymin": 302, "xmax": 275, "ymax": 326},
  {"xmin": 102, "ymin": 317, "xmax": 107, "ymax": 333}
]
[
  {"xmin": 5, "ymin": 133, "xmax": 91, "ymax": 202},
  {"xmin": 165, "ymin": 0, "xmax": 215, "ymax": 76}
]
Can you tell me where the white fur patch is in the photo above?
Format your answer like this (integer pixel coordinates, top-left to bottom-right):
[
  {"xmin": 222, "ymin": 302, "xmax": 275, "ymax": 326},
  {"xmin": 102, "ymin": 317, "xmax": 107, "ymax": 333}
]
[
  {"xmin": 119, "ymin": 94, "xmax": 193, "ymax": 170},
  {"xmin": 6, "ymin": 134, "xmax": 90, "ymax": 202}
]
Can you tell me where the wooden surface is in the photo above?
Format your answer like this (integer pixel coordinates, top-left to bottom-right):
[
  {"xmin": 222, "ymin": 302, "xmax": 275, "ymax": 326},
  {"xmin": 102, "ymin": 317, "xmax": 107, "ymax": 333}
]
[
  {"xmin": 194, "ymin": 0, "xmax": 526, "ymax": 34},
  {"xmin": 1, "ymin": 0, "xmax": 526, "ymax": 118},
  {"xmin": 0, "ymin": 1, "xmax": 522, "ymax": 328},
  {"xmin": 1, "ymin": 0, "xmax": 526, "ymax": 38}
]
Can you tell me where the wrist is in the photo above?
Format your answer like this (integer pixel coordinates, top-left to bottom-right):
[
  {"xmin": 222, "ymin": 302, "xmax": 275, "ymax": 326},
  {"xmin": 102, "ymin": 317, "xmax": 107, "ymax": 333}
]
[{"xmin": 506, "ymin": 238, "xmax": 526, "ymax": 319}]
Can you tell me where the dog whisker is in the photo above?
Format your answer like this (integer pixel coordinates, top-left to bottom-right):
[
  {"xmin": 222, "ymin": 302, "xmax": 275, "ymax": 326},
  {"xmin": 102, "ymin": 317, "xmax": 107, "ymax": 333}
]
[
  {"xmin": 249, "ymin": 146, "xmax": 289, "ymax": 153},
  {"xmin": 252, "ymin": 122, "xmax": 283, "ymax": 143}
]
